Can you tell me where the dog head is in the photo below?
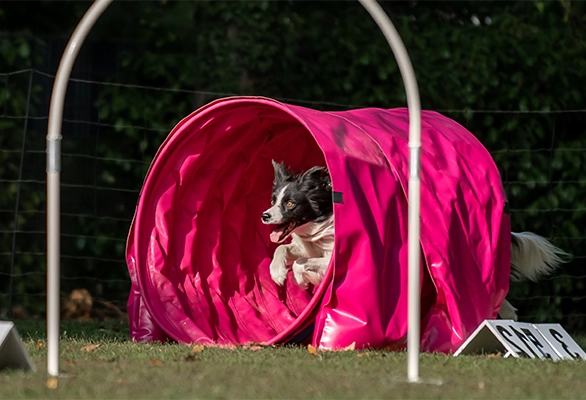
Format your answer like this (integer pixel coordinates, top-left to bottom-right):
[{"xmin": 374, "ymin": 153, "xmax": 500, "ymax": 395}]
[{"xmin": 261, "ymin": 160, "xmax": 332, "ymax": 243}]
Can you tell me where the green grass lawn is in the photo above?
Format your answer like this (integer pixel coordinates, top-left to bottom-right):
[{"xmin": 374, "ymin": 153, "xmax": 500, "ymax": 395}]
[{"xmin": 2, "ymin": 320, "xmax": 586, "ymax": 399}]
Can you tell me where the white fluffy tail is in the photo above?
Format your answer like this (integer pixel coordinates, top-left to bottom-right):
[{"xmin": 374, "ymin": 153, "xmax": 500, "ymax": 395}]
[{"xmin": 510, "ymin": 232, "xmax": 569, "ymax": 282}]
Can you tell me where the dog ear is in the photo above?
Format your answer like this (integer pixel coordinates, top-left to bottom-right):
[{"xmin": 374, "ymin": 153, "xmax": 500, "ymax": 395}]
[
  {"xmin": 298, "ymin": 166, "xmax": 331, "ymax": 189},
  {"xmin": 272, "ymin": 160, "xmax": 294, "ymax": 185},
  {"xmin": 299, "ymin": 166, "xmax": 333, "ymax": 217}
]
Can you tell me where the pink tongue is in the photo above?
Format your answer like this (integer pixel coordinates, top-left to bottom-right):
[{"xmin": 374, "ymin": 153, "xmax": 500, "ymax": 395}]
[{"xmin": 270, "ymin": 230, "xmax": 282, "ymax": 243}]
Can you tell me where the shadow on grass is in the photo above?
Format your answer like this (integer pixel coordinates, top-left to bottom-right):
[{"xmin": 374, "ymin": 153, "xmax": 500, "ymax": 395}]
[
  {"xmin": 10, "ymin": 319, "xmax": 586, "ymax": 351},
  {"xmin": 13, "ymin": 319, "xmax": 130, "ymax": 342}
]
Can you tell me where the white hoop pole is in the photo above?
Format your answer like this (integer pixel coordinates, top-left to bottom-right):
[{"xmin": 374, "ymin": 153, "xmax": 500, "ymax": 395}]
[
  {"xmin": 46, "ymin": 0, "xmax": 112, "ymax": 377},
  {"xmin": 45, "ymin": 0, "xmax": 419, "ymax": 380},
  {"xmin": 357, "ymin": 0, "xmax": 422, "ymax": 383}
]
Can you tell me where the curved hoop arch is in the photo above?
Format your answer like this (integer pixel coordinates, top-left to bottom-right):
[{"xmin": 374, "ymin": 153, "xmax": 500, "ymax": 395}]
[{"xmin": 45, "ymin": 0, "xmax": 422, "ymax": 380}]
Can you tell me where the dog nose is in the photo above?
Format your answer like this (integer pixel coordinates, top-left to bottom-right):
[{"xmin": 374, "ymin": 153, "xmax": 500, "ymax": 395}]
[{"xmin": 261, "ymin": 212, "xmax": 271, "ymax": 223}]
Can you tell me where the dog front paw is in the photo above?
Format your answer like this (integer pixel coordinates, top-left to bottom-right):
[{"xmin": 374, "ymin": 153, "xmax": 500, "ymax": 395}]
[
  {"xmin": 292, "ymin": 258, "xmax": 310, "ymax": 289},
  {"xmin": 270, "ymin": 257, "xmax": 288, "ymax": 286}
]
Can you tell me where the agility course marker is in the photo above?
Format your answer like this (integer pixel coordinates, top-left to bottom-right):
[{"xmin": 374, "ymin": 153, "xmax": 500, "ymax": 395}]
[
  {"xmin": 533, "ymin": 323, "xmax": 586, "ymax": 360},
  {"xmin": 454, "ymin": 320, "xmax": 586, "ymax": 360},
  {"xmin": 0, "ymin": 321, "xmax": 35, "ymax": 372}
]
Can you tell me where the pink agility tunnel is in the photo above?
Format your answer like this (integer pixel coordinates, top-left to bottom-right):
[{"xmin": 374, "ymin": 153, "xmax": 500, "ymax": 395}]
[{"xmin": 125, "ymin": 96, "xmax": 511, "ymax": 353}]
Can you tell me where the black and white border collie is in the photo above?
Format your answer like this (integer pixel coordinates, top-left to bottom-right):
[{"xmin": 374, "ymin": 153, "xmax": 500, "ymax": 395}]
[
  {"xmin": 261, "ymin": 161, "xmax": 334, "ymax": 289},
  {"xmin": 261, "ymin": 161, "xmax": 568, "ymax": 320}
]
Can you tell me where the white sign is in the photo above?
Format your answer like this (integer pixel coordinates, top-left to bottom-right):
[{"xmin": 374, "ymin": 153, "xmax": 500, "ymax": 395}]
[
  {"xmin": 515, "ymin": 322, "xmax": 561, "ymax": 361},
  {"xmin": 534, "ymin": 323, "xmax": 586, "ymax": 360},
  {"xmin": 454, "ymin": 320, "xmax": 586, "ymax": 361},
  {"xmin": 0, "ymin": 321, "xmax": 36, "ymax": 371}
]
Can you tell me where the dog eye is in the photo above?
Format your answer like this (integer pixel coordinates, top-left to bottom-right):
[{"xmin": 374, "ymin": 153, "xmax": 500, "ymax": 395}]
[{"xmin": 286, "ymin": 201, "xmax": 295, "ymax": 208}]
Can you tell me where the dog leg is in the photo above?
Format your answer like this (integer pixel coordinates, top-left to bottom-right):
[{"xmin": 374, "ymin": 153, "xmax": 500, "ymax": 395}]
[
  {"xmin": 498, "ymin": 299, "xmax": 518, "ymax": 321},
  {"xmin": 270, "ymin": 244, "xmax": 307, "ymax": 285},
  {"xmin": 291, "ymin": 259, "xmax": 310, "ymax": 289},
  {"xmin": 292, "ymin": 257, "xmax": 330, "ymax": 288}
]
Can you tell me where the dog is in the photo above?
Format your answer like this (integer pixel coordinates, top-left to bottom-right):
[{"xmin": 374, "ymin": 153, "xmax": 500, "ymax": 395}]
[
  {"xmin": 261, "ymin": 161, "xmax": 568, "ymax": 320},
  {"xmin": 261, "ymin": 160, "xmax": 334, "ymax": 289}
]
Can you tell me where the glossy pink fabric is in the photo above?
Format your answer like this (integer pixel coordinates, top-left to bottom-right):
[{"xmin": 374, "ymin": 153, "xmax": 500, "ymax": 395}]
[{"xmin": 126, "ymin": 96, "xmax": 510, "ymax": 352}]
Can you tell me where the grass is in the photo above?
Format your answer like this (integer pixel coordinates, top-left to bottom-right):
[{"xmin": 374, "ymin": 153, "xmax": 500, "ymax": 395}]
[{"xmin": 2, "ymin": 320, "xmax": 586, "ymax": 399}]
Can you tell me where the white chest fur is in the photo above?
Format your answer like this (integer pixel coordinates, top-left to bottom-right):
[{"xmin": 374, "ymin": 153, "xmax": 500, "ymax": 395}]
[{"xmin": 290, "ymin": 214, "xmax": 335, "ymax": 258}]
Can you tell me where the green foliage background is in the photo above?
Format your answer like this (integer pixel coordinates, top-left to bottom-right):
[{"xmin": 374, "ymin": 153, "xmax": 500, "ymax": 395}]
[{"xmin": 0, "ymin": 1, "xmax": 585, "ymax": 331}]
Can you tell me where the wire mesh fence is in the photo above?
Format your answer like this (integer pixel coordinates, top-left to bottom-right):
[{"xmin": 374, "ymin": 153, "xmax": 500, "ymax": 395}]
[{"xmin": 1, "ymin": 68, "xmax": 585, "ymax": 332}]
